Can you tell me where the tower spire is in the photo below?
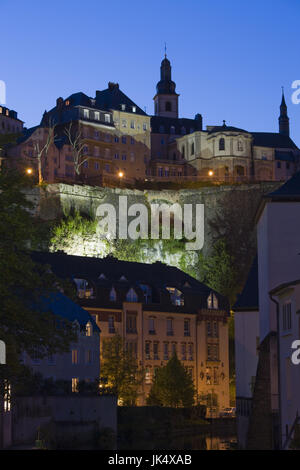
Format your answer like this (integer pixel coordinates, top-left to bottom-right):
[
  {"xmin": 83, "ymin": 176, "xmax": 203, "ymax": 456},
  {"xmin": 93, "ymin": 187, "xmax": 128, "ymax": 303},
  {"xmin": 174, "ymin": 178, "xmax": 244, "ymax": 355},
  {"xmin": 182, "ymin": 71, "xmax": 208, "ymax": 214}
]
[{"xmin": 279, "ymin": 87, "xmax": 289, "ymax": 137}]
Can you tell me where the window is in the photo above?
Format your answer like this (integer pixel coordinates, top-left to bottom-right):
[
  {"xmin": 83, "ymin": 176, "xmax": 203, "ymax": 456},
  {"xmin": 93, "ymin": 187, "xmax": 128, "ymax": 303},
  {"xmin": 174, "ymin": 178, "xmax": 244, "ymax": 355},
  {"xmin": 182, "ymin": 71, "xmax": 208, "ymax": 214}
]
[
  {"xmin": 94, "ymin": 111, "xmax": 100, "ymax": 120},
  {"xmin": 149, "ymin": 317, "xmax": 155, "ymax": 334},
  {"xmin": 86, "ymin": 322, "xmax": 93, "ymax": 336},
  {"xmin": 109, "ymin": 287, "xmax": 117, "ymax": 302},
  {"xmin": 72, "ymin": 349, "xmax": 79, "ymax": 364},
  {"xmin": 104, "ymin": 164, "xmax": 110, "ymax": 173},
  {"xmin": 108, "ymin": 315, "xmax": 115, "ymax": 333},
  {"xmin": 167, "ymin": 318, "xmax": 174, "ymax": 336},
  {"xmin": 170, "ymin": 126, "xmax": 175, "ymax": 134},
  {"xmin": 31, "ymin": 347, "xmax": 41, "ymax": 365},
  {"xmin": 85, "ymin": 350, "xmax": 92, "ymax": 364},
  {"xmin": 188, "ymin": 343, "xmax": 193, "ymax": 361},
  {"xmin": 153, "ymin": 342, "xmax": 159, "ymax": 360},
  {"xmin": 171, "ymin": 342, "xmax": 177, "ymax": 356},
  {"xmin": 114, "ymin": 153, "xmax": 119, "ymax": 159},
  {"xmin": 65, "ymin": 100, "xmax": 70, "ymax": 106},
  {"xmin": 184, "ymin": 319, "xmax": 190, "ymax": 337},
  {"xmin": 191, "ymin": 142, "xmax": 195, "ymax": 155},
  {"xmin": 143, "ymin": 123, "xmax": 147, "ymax": 131},
  {"xmin": 181, "ymin": 343, "xmax": 186, "ymax": 361},
  {"xmin": 114, "ymin": 136, "xmax": 119, "ymax": 143},
  {"xmin": 237, "ymin": 140, "xmax": 243, "ymax": 151},
  {"xmin": 282, "ymin": 302, "xmax": 292, "ymax": 331},
  {"xmin": 105, "ymin": 114, "xmax": 110, "ymax": 123},
  {"xmin": 145, "ymin": 341, "xmax": 151, "ymax": 360},
  {"xmin": 213, "ymin": 321, "xmax": 219, "ymax": 338},
  {"xmin": 219, "ymin": 138, "xmax": 225, "ymax": 151},
  {"xmin": 72, "ymin": 378, "xmax": 79, "ymax": 393},
  {"xmin": 207, "ymin": 343, "xmax": 219, "ymax": 361},
  {"xmin": 139, "ymin": 284, "xmax": 152, "ymax": 304},
  {"xmin": 166, "ymin": 101, "xmax": 172, "ymax": 111},
  {"xmin": 126, "ymin": 313, "xmax": 137, "ymax": 334},
  {"xmin": 94, "ymin": 162, "xmax": 99, "ymax": 170},
  {"xmin": 122, "ymin": 120, "xmax": 127, "ymax": 128},
  {"xmin": 132, "ymin": 106, "xmax": 136, "ymax": 113},
  {"xmin": 207, "ymin": 321, "xmax": 212, "ymax": 337},
  {"xmin": 166, "ymin": 287, "xmax": 184, "ymax": 306},
  {"xmin": 159, "ymin": 125, "xmax": 165, "ymax": 133},
  {"xmin": 122, "ymin": 154, "xmax": 127, "ymax": 161},
  {"xmin": 83, "ymin": 109, "xmax": 89, "ymax": 119},
  {"xmin": 130, "ymin": 137, "xmax": 135, "ymax": 145},
  {"xmin": 130, "ymin": 120, "xmax": 135, "ymax": 129},
  {"xmin": 158, "ymin": 167, "xmax": 163, "ymax": 177},
  {"xmin": 126, "ymin": 288, "xmax": 138, "ymax": 302},
  {"xmin": 213, "ymin": 367, "xmax": 219, "ymax": 384},
  {"xmin": 207, "ymin": 292, "xmax": 218, "ymax": 309},
  {"xmin": 145, "ymin": 367, "xmax": 151, "ymax": 384},
  {"xmin": 122, "ymin": 136, "xmax": 126, "ymax": 144},
  {"xmin": 163, "ymin": 342, "xmax": 169, "ymax": 360},
  {"xmin": 181, "ymin": 146, "xmax": 185, "ymax": 158}
]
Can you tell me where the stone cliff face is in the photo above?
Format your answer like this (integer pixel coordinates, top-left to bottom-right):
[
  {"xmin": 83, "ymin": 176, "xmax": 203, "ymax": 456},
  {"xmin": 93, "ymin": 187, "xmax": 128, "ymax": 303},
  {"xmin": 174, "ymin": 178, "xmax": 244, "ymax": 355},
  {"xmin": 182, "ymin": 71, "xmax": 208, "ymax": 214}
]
[{"xmin": 25, "ymin": 181, "xmax": 280, "ymax": 274}]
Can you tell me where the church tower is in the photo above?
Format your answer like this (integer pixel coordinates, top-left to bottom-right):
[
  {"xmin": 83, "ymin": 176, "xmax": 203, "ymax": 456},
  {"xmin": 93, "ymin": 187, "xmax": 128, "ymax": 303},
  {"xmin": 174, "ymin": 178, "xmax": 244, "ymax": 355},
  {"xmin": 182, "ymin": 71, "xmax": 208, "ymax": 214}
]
[
  {"xmin": 153, "ymin": 54, "xmax": 179, "ymax": 118},
  {"xmin": 279, "ymin": 89, "xmax": 290, "ymax": 137}
]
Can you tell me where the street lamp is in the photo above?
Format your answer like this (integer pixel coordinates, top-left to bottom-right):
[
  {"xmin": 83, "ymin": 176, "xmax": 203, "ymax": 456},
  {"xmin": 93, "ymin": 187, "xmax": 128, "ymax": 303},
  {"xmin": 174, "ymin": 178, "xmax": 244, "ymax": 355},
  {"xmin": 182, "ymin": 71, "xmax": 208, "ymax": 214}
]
[
  {"xmin": 26, "ymin": 168, "xmax": 33, "ymax": 175},
  {"xmin": 118, "ymin": 171, "xmax": 124, "ymax": 178},
  {"xmin": 208, "ymin": 170, "xmax": 214, "ymax": 177}
]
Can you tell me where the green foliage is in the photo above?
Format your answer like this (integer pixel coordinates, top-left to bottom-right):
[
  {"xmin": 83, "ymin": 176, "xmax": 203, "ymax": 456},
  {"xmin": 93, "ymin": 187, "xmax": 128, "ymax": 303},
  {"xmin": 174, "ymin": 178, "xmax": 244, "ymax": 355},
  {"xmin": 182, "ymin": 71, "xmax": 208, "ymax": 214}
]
[
  {"xmin": 100, "ymin": 334, "xmax": 143, "ymax": 405},
  {"xmin": 50, "ymin": 210, "xmax": 98, "ymax": 250},
  {"xmin": 200, "ymin": 239, "xmax": 237, "ymax": 305},
  {"xmin": 147, "ymin": 354, "xmax": 196, "ymax": 407},
  {"xmin": 0, "ymin": 169, "xmax": 76, "ymax": 386}
]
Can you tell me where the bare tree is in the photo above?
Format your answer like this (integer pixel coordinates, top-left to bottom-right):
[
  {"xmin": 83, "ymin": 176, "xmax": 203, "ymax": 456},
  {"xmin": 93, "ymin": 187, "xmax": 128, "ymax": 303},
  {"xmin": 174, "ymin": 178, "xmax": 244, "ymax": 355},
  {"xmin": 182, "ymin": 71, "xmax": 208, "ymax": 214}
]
[
  {"xmin": 64, "ymin": 122, "xmax": 89, "ymax": 178},
  {"xmin": 25, "ymin": 123, "xmax": 56, "ymax": 184}
]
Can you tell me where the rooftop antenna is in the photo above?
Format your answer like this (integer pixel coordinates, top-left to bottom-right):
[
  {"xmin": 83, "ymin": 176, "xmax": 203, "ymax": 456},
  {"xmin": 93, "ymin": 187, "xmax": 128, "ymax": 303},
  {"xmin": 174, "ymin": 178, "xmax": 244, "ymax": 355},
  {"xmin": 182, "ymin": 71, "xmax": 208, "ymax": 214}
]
[{"xmin": 164, "ymin": 42, "xmax": 167, "ymax": 58}]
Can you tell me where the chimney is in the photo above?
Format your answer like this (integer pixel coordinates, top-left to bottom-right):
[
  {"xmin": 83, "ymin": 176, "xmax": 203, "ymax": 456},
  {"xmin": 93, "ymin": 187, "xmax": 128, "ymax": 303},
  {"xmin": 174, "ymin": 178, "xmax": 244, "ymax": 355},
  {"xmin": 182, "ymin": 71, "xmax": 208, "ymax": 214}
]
[{"xmin": 108, "ymin": 82, "xmax": 119, "ymax": 90}]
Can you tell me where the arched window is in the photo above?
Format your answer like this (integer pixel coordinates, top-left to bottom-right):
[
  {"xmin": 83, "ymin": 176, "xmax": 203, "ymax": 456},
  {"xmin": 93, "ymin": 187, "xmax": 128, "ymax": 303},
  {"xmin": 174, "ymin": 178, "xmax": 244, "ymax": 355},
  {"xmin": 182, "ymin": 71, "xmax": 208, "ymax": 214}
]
[
  {"xmin": 219, "ymin": 138, "xmax": 225, "ymax": 151},
  {"xmin": 109, "ymin": 287, "xmax": 117, "ymax": 302},
  {"xmin": 126, "ymin": 288, "xmax": 138, "ymax": 302},
  {"xmin": 166, "ymin": 101, "xmax": 172, "ymax": 111}
]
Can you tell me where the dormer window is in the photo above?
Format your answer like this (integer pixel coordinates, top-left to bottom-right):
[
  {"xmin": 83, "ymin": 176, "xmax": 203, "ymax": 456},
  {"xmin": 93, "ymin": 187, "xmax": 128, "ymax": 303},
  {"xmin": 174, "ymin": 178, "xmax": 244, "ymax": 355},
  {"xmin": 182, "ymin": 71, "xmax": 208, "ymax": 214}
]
[
  {"xmin": 121, "ymin": 104, "xmax": 126, "ymax": 111},
  {"xmin": 98, "ymin": 273, "xmax": 106, "ymax": 280},
  {"xmin": 86, "ymin": 322, "xmax": 93, "ymax": 337},
  {"xmin": 139, "ymin": 284, "xmax": 152, "ymax": 304},
  {"xmin": 132, "ymin": 106, "xmax": 136, "ymax": 113},
  {"xmin": 94, "ymin": 111, "xmax": 100, "ymax": 120},
  {"xmin": 83, "ymin": 109, "xmax": 89, "ymax": 119},
  {"xmin": 119, "ymin": 275, "xmax": 127, "ymax": 281},
  {"xmin": 109, "ymin": 287, "xmax": 117, "ymax": 302},
  {"xmin": 207, "ymin": 292, "xmax": 218, "ymax": 310},
  {"xmin": 74, "ymin": 278, "xmax": 94, "ymax": 299},
  {"xmin": 105, "ymin": 114, "xmax": 110, "ymax": 123},
  {"xmin": 65, "ymin": 100, "xmax": 70, "ymax": 106},
  {"xmin": 126, "ymin": 288, "xmax": 138, "ymax": 302},
  {"xmin": 166, "ymin": 287, "xmax": 184, "ymax": 306}
]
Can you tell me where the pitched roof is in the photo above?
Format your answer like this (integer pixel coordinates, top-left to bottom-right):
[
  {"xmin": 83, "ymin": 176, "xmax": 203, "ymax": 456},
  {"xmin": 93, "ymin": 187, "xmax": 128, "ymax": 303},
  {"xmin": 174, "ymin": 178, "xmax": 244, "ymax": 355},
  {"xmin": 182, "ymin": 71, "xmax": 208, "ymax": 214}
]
[
  {"xmin": 151, "ymin": 115, "xmax": 201, "ymax": 134},
  {"xmin": 251, "ymin": 132, "xmax": 298, "ymax": 149},
  {"xmin": 266, "ymin": 170, "xmax": 300, "ymax": 200},
  {"xmin": 208, "ymin": 125, "xmax": 249, "ymax": 134},
  {"xmin": 31, "ymin": 251, "xmax": 229, "ymax": 314},
  {"xmin": 35, "ymin": 291, "xmax": 100, "ymax": 332},
  {"xmin": 233, "ymin": 257, "xmax": 258, "ymax": 311},
  {"xmin": 95, "ymin": 83, "xmax": 147, "ymax": 116}
]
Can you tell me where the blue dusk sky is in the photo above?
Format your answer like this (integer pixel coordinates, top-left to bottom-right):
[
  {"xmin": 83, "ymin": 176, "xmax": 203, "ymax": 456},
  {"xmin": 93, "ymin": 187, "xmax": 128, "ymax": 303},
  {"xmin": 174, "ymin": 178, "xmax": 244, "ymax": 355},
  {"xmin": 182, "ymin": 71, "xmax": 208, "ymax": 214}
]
[{"xmin": 1, "ymin": 0, "xmax": 300, "ymax": 144}]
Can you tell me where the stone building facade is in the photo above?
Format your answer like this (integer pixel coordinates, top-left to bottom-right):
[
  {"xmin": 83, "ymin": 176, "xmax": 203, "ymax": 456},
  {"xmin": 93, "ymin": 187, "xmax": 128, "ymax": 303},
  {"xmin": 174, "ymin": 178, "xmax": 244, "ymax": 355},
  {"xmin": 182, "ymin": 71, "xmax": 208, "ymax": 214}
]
[
  {"xmin": 0, "ymin": 106, "xmax": 23, "ymax": 135},
  {"xmin": 32, "ymin": 251, "xmax": 230, "ymax": 409}
]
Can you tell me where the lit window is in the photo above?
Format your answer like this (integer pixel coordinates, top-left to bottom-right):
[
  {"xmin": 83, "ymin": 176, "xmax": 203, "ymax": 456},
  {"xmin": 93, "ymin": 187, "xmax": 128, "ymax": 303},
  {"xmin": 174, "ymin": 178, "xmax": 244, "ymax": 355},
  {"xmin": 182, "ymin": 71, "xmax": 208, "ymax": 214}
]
[
  {"xmin": 86, "ymin": 322, "xmax": 93, "ymax": 337},
  {"xmin": 72, "ymin": 378, "xmax": 79, "ymax": 393},
  {"xmin": 121, "ymin": 104, "xmax": 126, "ymax": 111},
  {"xmin": 166, "ymin": 287, "xmax": 184, "ymax": 306},
  {"xmin": 83, "ymin": 109, "xmax": 89, "ymax": 119},
  {"xmin": 105, "ymin": 114, "xmax": 110, "ymax": 123},
  {"xmin": 65, "ymin": 100, "xmax": 70, "ymax": 106},
  {"xmin": 145, "ymin": 367, "xmax": 151, "ymax": 384},
  {"xmin": 132, "ymin": 106, "xmax": 136, "ymax": 113},
  {"xmin": 207, "ymin": 292, "xmax": 218, "ymax": 309},
  {"xmin": 94, "ymin": 111, "xmax": 100, "ymax": 120}
]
